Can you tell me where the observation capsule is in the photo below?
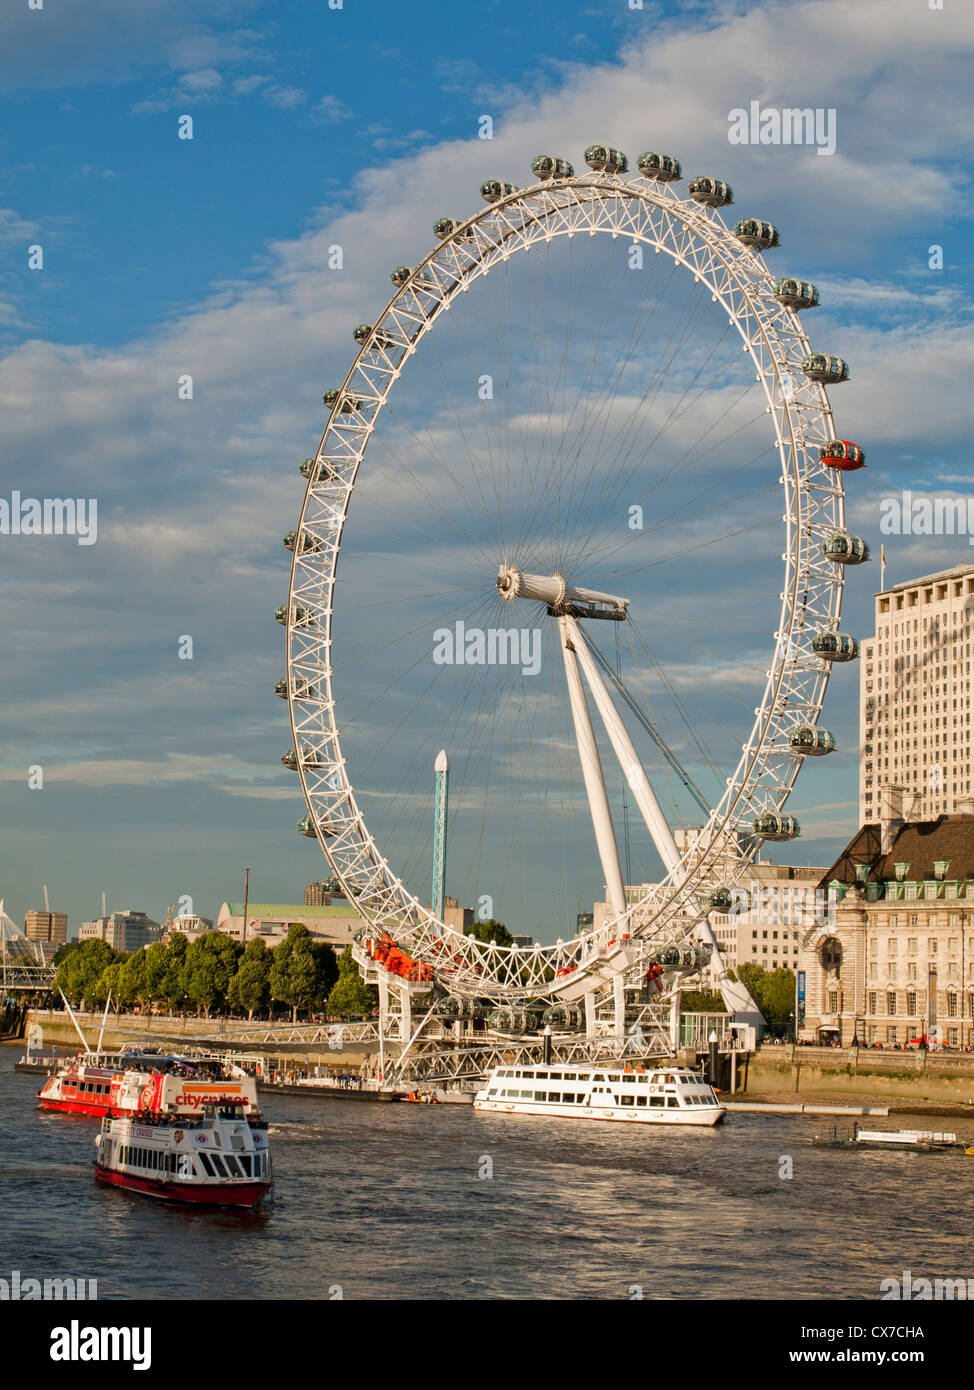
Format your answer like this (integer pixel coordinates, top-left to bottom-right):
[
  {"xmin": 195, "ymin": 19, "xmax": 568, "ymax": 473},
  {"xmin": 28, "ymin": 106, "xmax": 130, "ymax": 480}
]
[
  {"xmin": 812, "ymin": 632, "xmax": 860, "ymax": 662},
  {"xmin": 819, "ymin": 439, "xmax": 866, "ymax": 471},
  {"xmin": 801, "ymin": 352, "xmax": 849, "ymax": 384},
  {"xmin": 708, "ymin": 887, "xmax": 734, "ymax": 912},
  {"xmin": 353, "ymin": 323, "xmax": 398, "ymax": 351},
  {"xmin": 772, "ymin": 278, "xmax": 820, "ymax": 310},
  {"xmin": 274, "ymin": 604, "xmax": 310, "ymax": 627},
  {"xmin": 487, "ymin": 1006, "xmax": 536, "ymax": 1035},
  {"xmin": 531, "ymin": 155, "xmax": 575, "ymax": 180},
  {"xmin": 753, "ymin": 812, "xmax": 801, "ymax": 841},
  {"xmin": 282, "ymin": 748, "xmax": 299, "ymax": 771},
  {"xmin": 299, "ymin": 457, "xmax": 337, "ymax": 483},
  {"xmin": 283, "ymin": 530, "xmax": 322, "ymax": 555},
  {"xmin": 688, "ymin": 177, "xmax": 733, "ymax": 207},
  {"xmin": 542, "ymin": 1003, "xmax": 584, "ymax": 1031},
  {"xmin": 433, "ymin": 995, "xmax": 464, "ymax": 1021},
  {"xmin": 432, "ymin": 217, "xmax": 473, "ymax": 242},
  {"xmin": 584, "ymin": 144, "xmax": 629, "ymax": 174},
  {"xmin": 322, "ymin": 389, "xmax": 363, "ymax": 413},
  {"xmin": 648, "ymin": 944, "xmax": 709, "ymax": 970},
  {"xmin": 297, "ymin": 816, "xmax": 317, "ymax": 838},
  {"xmin": 480, "ymin": 179, "xmax": 518, "ymax": 203},
  {"xmin": 636, "ymin": 151, "xmax": 682, "ymax": 182},
  {"xmin": 274, "ymin": 676, "xmax": 317, "ymax": 700},
  {"xmin": 821, "ymin": 531, "xmax": 870, "ymax": 565},
  {"xmin": 788, "ymin": 726, "xmax": 836, "ymax": 756},
  {"xmin": 733, "ymin": 218, "xmax": 780, "ymax": 250}
]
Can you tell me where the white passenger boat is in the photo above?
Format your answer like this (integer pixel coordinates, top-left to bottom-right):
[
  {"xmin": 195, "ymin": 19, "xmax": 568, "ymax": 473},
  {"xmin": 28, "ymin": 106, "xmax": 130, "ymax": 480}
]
[
  {"xmin": 94, "ymin": 1100, "xmax": 272, "ymax": 1208},
  {"xmin": 474, "ymin": 1063, "xmax": 725, "ymax": 1125}
]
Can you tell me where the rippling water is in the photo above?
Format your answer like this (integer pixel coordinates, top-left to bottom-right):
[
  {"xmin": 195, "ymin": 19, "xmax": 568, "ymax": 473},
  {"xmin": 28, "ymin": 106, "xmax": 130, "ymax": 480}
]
[{"xmin": 2, "ymin": 1045, "xmax": 972, "ymax": 1300}]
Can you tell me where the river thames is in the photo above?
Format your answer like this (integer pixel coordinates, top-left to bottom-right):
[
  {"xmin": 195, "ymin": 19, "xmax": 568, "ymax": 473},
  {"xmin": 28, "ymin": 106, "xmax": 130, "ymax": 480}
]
[{"xmin": 2, "ymin": 1046, "xmax": 972, "ymax": 1300}]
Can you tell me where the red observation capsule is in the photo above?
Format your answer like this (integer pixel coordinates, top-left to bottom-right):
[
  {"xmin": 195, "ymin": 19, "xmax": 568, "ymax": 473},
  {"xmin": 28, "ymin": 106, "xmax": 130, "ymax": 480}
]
[{"xmin": 819, "ymin": 439, "xmax": 866, "ymax": 471}]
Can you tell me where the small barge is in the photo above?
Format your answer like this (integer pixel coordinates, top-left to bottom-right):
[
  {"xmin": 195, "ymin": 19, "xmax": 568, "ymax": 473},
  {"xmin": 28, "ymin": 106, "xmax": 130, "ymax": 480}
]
[{"xmin": 811, "ymin": 1123, "xmax": 959, "ymax": 1152}]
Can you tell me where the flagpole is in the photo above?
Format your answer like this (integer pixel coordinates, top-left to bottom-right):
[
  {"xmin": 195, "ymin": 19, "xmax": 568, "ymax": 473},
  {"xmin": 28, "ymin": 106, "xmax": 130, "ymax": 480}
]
[{"xmin": 880, "ymin": 544, "xmax": 886, "ymax": 591}]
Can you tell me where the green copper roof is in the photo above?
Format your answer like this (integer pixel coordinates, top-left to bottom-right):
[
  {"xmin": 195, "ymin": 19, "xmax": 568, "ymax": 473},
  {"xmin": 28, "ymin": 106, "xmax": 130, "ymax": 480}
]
[{"xmin": 223, "ymin": 903, "xmax": 357, "ymax": 918}]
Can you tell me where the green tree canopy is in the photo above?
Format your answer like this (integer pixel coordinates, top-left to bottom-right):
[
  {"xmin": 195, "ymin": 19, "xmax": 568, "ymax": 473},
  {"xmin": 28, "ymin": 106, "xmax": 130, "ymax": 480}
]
[
  {"xmin": 182, "ymin": 932, "xmax": 241, "ymax": 1016},
  {"xmin": 269, "ymin": 924, "xmax": 320, "ymax": 1021},
  {"xmin": 55, "ymin": 939, "xmax": 122, "ymax": 1009},
  {"xmin": 92, "ymin": 961, "xmax": 127, "ymax": 1008},
  {"xmin": 145, "ymin": 933, "xmax": 189, "ymax": 1012},
  {"xmin": 467, "ymin": 919, "xmax": 513, "ymax": 947},
  {"xmin": 729, "ymin": 963, "xmax": 796, "ymax": 1027},
  {"xmin": 228, "ymin": 937, "xmax": 272, "ymax": 1019},
  {"xmin": 327, "ymin": 946, "xmax": 376, "ymax": 1019},
  {"xmin": 119, "ymin": 949, "xmax": 150, "ymax": 1010},
  {"xmin": 312, "ymin": 941, "xmax": 339, "ymax": 1007},
  {"xmin": 680, "ymin": 988, "xmax": 725, "ymax": 1013}
]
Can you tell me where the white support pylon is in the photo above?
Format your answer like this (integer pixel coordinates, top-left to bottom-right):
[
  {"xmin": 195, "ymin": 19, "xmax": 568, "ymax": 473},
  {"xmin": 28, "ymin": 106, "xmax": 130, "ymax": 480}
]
[
  {"xmin": 567, "ymin": 617, "xmax": 765, "ymax": 1027},
  {"xmin": 567, "ymin": 615, "xmax": 682, "ymax": 877},
  {"xmin": 558, "ymin": 617, "xmax": 627, "ymax": 919}
]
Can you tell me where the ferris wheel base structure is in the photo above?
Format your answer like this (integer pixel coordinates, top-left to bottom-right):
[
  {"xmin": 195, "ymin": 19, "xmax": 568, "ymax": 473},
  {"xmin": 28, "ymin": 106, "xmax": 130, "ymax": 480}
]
[{"xmin": 282, "ymin": 141, "xmax": 867, "ymax": 1046}]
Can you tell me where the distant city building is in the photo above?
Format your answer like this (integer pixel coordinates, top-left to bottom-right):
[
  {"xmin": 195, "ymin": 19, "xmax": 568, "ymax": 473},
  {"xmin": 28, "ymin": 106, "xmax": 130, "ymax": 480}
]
[
  {"xmin": 803, "ymin": 810, "xmax": 974, "ymax": 1047},
  {"xmin": 861, "ymin": 561, "xmax": 974, "ymax": 824},
  {"xmin": 24, "ymin": 909, "xmax": 68, "ymax": 946},
  {"xmin": 163, "ymin": 914, "xmax": 213, "ymax": 944},
  {"xmin": 442, "ymin": 896, "xmax": 473, "ymax": 934},
  {"xmin": 707, "ymin": 862, "xmax": 831, "ymax": 975},
  {"xmin": 590, "ymin": 861, "xmax": 825, "ymax": 980},
  {"xmin": 79, "ymin": 910, "xmax": 162, "ymax": 953},
  {"xmin": 217, "ymin": 902, "xmax": 363, "ymax": 952},
  {"xmin": 510, "ymin": 935, "xmax": 534, "ymax": 949},
  {"xmin": 304, "ymin": 882, "xmax": 332, "ymax": 907}
]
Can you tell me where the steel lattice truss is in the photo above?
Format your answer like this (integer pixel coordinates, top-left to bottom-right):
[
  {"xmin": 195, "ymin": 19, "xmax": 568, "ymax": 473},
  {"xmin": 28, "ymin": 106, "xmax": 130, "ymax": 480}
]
[{"xmin": 283, "ymin": 167, "xmax": 847, "ymax": 1004}]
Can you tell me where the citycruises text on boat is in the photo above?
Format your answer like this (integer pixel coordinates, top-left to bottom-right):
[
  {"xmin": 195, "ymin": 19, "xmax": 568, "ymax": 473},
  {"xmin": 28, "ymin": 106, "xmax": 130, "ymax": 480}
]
[
  {"xmin": 474, "ymin": 1063, "xmax": 725, "ymax": 1125},
  {"xmin": 94, "ymin": 1098, "xmax": 272, "ymax": 1208},
  {"xmin": 38, "ymin": 1046, "xmax": 258, "ymax": 1120}
]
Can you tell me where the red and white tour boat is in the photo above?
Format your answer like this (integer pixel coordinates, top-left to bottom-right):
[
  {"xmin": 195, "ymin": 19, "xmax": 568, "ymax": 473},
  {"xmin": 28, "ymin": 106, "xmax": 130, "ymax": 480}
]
[
  {"xmin": 94, "ymin": 1099, "xmax": 272, "ymax": 1208},
  {"xmin": 38, "ymin": 1047, "xmax": 259, "ymax": 1120}
]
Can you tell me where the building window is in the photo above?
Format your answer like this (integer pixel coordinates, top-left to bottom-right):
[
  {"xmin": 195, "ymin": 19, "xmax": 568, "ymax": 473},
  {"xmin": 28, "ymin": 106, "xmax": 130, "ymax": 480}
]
[
  {"xmin": 887, "ymin": 1026, "xmax": 898, "ymax": 1044},
  {"xmin": 828, "ymin": 991, "xmax": 838, "ymax": 1014},
  {"xmin": 887, "ymin": 991, "xmax": 897, "ymax": 1015},
  {"xmin": 947, "ymin": 994, "xmax": 958, "ymax": 1018},
  {"xmin": 868, "ymin": 991, "xmax": 877, "ymax": 1014},
  {"xmin": 907, "ymin": 992, "xmax": 917, "ymax": 1016}
]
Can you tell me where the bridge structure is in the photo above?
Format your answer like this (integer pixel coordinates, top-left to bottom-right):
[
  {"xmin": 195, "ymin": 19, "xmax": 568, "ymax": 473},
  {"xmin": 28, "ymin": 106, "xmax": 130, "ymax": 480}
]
[{"xmin": 1, "ymin": 905, "xmax": 56, "ymax": 996}]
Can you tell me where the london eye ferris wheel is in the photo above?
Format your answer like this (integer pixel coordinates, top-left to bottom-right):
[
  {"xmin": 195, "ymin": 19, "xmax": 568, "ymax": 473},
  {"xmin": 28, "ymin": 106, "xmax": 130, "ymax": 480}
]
[{"xmin": 275, "ymin": 144, "xmax": 867, "ymax": 1011}]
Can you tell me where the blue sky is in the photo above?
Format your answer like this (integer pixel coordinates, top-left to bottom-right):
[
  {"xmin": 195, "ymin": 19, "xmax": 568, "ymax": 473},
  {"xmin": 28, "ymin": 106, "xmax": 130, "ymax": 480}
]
[{"xmin": 2, "ymin": 0, "xmax": 973, "ymax": 938}]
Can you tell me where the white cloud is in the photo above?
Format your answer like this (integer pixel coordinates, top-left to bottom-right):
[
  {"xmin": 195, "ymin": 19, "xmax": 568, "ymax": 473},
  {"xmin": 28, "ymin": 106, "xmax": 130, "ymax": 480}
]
[
  {"xmin": 313, "ymin": 94, "xmax": 352, "ymax": 122},
  {"xmin": 262, "ymin": 84, "xmax": 305, "ymax": 109}
]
